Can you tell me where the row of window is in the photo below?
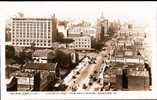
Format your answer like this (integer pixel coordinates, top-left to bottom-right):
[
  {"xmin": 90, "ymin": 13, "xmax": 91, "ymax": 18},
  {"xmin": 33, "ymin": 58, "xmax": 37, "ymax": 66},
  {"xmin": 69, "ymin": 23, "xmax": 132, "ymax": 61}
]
[
  {"xmin": 69, "ymin": 29, "xmax": 95, "ymax": 34},
  {"xmin": 13, "ymin": 30, "xmax": 50, "ymax": 33},
  {"xmin": 12, "ymin": 42, "xmax": 51, "ymax": 46},
  {"xmin": 13, "ymin": 21, "xmax": 51, "ymax": 24},
  {"xmin": 75, "ymin": 39, "xmax": 90, "ymax": 41},
  {"xmin": 12, "ymin": 39, "xmax": 51, "ymax": 43},
  {"xmin": 13, "ymin": 35, "xmax": 51, "ymax": 38},
  {"xmin": 13, "ymin": 36, "xmax": 50, "ymax": 38},
  {"xmin": 75, "ymin": 42, "xmax": 90, "ymax": 44},
  {"xmin": 75, "ymin": 45, "xmax": 90, "ymax": 48},
  {"xmin": 13, "ymin": 32, "xmax": 51, "ymax": 35},
  {"xmin": 13, "ymin": 23, "xmax": 50, "ymax": 26},
  {"xmin": 13, "ymin": 30, "xmax": 51, "ymax": 33},
  {"xmin": 13, "ymin": 26, "xmax": 51, "ymax": 29}
]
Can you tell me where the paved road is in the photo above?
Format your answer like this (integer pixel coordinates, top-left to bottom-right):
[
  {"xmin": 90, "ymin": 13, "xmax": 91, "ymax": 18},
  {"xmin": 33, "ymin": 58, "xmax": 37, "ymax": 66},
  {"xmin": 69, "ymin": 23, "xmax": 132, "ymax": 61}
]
[
  {"xmin": 65, "ymin": 38, "xmax": 115, "ymax": 91},
  {"xmin": 66, "ymin": 54, "xmax": 103, "ymax": 91}
]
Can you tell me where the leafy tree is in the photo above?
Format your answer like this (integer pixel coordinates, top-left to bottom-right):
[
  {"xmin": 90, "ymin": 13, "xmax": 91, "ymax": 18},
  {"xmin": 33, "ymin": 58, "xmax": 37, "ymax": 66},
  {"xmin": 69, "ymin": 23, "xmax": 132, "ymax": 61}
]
[
  {"xmin": 57, "ymin": 32, "xmax": 64, "ymax": 42},
  {"xmin": 60, "ymin": 38, "xmax": 74, "ymax": 47},
  {"xmin": 47, "ymin": 51, "xmax": 56, "ymax": 63},
  {"xmin": 55, "ymin": 49, "xmax": 71, "ymax": 68},
  {"xmin": 60, "ymin": 38, "xmax": 74, "ymax": 44},
  {"xmin": 92, "ymin": 40, "xmax": 103, "ymax": 51},
  {"xmin": 6, "ymin": 45, "xmax": 15, "ymax": 59},
  {"xmin": 18, "ymin": 50, "xmax": 25, "ymax": 64}
]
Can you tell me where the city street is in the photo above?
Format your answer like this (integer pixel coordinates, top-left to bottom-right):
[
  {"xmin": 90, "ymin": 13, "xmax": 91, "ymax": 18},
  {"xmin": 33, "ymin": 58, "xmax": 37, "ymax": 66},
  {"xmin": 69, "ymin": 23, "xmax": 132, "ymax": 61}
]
[
  {"xmin": 65, "ymin": 39, "xmax": 114, "ymax": 91},
  {"xmin": 66, "ymin": 54, "xmax": 103, "ymax": 91}
]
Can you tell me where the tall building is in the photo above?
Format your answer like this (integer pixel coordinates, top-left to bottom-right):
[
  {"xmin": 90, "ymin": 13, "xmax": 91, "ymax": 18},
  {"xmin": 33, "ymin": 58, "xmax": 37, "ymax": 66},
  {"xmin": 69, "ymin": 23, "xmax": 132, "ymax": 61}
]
[
  {"xmin": 96, "ymin": 12, "xmax": 108, "ymax": 42},
  {"xmin": 11, "ymin": 14, "xmax": 57, "ymax": 48}
]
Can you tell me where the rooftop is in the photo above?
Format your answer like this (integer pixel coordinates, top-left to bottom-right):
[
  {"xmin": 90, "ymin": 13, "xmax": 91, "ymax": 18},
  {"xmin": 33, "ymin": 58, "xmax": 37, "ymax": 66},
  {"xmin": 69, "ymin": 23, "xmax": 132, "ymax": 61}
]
[{"xmin": 23, "ymin": 63, "xmax": 57, "ymax": 71}]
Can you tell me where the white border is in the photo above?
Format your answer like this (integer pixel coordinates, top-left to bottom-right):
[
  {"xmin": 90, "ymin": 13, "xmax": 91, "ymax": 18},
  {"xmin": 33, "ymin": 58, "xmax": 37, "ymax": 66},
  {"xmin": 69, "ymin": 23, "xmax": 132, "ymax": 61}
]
[{"xmin": 1, "ymin": 1, "xmax": 157, "ymax": 100}]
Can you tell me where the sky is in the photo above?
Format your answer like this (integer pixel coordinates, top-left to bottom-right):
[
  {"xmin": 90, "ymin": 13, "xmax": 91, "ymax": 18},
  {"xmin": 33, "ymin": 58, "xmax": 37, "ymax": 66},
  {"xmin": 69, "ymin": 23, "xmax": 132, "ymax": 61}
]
[
  {"xmin": 0, "ymin": 2, "xmax": 156, "ymax": 24},
  {"xmin": 0, "ymin": 1, "xmax": 156, "ymax": 34},
  {"xmin": 1, "ymin": 2, "xmax": 157, "ymax": 99}
]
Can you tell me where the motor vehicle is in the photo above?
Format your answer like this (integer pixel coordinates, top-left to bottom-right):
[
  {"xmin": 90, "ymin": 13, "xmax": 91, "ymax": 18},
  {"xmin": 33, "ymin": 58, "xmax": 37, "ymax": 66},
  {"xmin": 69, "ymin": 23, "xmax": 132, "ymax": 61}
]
[
  {"xmin": 92, "ymin": 76, "xmax": 97, "ymax": 82},
  {"xmin": 93, "ymin": 61, "xmax": 96, "ymax": 64},
  {"xmin": 89, "ymin": 74, "xmax": 93, "ymax": 79},
  {"xmin": 82, "ymin": 84, "xmax": 87, "ymax": 89},
  {"xmin": 72, "ymin": 75, "xmax": 76, "ymax": 79},
  {"xmin": 94, "ymin": 70, "xmax": 98, "ymax": 74},
  {"xmin": 97, "ymin": 78, "xmax": 101, "ymax": 83},
  {"xmin": 88, "ymin": 82, "xmax": 93, "ymax": 86},
  {"xmin": 76, "ymin": 71, "xmax": 80, "ymax": 75}
]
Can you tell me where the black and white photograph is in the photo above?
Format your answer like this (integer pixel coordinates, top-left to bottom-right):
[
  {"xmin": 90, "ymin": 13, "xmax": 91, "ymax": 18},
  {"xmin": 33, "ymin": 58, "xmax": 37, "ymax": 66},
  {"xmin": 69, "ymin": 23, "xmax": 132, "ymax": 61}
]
[{"xmin": 0, "ymin": 1, "xmax": 157, "ymax": 100}]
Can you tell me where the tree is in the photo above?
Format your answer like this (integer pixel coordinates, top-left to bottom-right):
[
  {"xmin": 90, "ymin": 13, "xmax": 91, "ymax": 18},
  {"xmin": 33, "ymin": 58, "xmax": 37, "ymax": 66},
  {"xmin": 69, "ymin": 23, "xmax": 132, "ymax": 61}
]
[
  {"xmin": 18, "ymin": 50, "xmax": 25, "ymax": 64},
  {"xmin": 60, "ymin": 38, "xmax": 74, "ymax": 47},
  {"xmin": 6, "ymin": 45, "xmax": 16, "ymax": 64},
  {"xmin": 6, "ymin": 45, "xmax": 15, "ymax": 59},
  {"xmin": 55, "ymin": 49, "xmax": 71, "ymax": 68},
  {"xmin": 47, "ymin": 51, "xmax": 56, "ymax": 63},
  {"xmin": 57, "ymin": 32, "xmax": 64, "ymax": 42},
  {"xmin": 92, "ymin": 40, "xmax": 103, "ymax": 51}
]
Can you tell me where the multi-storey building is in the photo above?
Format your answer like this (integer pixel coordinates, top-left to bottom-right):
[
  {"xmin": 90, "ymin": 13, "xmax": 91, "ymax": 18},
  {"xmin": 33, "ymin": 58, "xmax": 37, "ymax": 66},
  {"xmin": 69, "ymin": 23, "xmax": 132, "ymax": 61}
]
[
  {"xmin": 96, "ymin": 12, "xmax": 108, "ymax": 42},
  {"xmin": 68, "ymin": 36, "xmax": 91, "ymax": 50},
  {"xmin": 67, "ymin": 25, "xmax": 93, "ymax": 50},
  {"xmin": 67, "ymin": 26, "xmax": 96, "ymax": 38},
  {"xmin": 11, "ymin": 15, "xmax": 57, "ymax": 48}
]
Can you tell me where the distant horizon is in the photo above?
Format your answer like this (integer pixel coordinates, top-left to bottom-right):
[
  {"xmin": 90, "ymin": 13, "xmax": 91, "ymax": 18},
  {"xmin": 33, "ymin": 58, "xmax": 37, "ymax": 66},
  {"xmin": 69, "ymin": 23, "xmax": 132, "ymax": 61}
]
[{"xmin": 0, "ymin": 2, "xmax": 156, "ymax": 24}]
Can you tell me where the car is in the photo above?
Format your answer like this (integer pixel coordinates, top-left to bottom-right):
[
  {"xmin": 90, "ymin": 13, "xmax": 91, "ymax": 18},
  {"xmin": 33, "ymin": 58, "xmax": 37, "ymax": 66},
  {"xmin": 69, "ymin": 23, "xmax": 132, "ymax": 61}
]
[
  {"xmin": 93, "ymin": 76, "xmax": 97, "ymax": 82},
  {"xmin": 93, "ymin": 61, "xmax": 96, "ymax": 64},
  {"xmin": 88, "ymin": 82, "xmax": 93, "ymax": 86},
  {"xmin": 82, "ymin": 84, "xmax": 87, "ymax": 89},
  {"xmin": 89, "ymin": 75, "xmax": 93, "ymax": 79},
  {"xmin": 94, "ymin": 70, "xmax": 98, "ymax": 74},
  {"xmin": 76, "ymin": 71, "xmax": 80, "ymax": 75},
  {"xmin": 72, "ymin": 75, "xmax": 76, "ymax": 79},
  {"xmin": 97, "ymin": 78, "xmax": 101, "ymax": 83}
]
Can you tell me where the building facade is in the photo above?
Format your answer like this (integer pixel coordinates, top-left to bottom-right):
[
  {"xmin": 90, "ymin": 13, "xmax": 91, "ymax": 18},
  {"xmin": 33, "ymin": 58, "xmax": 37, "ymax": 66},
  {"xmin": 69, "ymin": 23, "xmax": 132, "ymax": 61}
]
[
  {"xmin": 68, "ymin": 36, "xmax": 91, "ymax": 50},
  {"xmin": 67, "ymin": 26, "xmax": 96, "ymax": 38},
  {"xmin": 11, "ymin": 15, "xmax": 57, "ymax": 48},
  {"xmin": 96, "ymin": 13, "xmax": 108, "ymax": 42}
]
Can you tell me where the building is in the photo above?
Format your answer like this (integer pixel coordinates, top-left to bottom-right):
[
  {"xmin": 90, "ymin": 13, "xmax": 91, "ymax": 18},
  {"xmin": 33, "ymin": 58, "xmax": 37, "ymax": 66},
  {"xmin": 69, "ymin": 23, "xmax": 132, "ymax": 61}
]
[
  {"xmin": 68, "ymin": 36, "xmax": 91, "ymax": 50},
  {"xmin": 96, "ymin": 12, "xmax": 109, "ymax": 42},
  {"xmin": 11, "ymin": 14, "xmax": 57, "ymax": 48},
  {"xmin": 21, "ymin": 63, "xmax": 58, "ymax": 91},
  {"xmin": 103, "ymin": 62, "xmax": 150, "ymax": 91},
  {"xmin": 56, "ymin": 49, "xmax": 79, "ymax": 65},
  {"xmin": 67, "ymin": 26, "xmax": 96, "ymax": 38},
  {"xmin": 32, "ymin": 49, "xmax": 53, "ymax": 63},
  {"xmin": 6, "ymin": 76, "xmax": 17, "ymax": 91}
]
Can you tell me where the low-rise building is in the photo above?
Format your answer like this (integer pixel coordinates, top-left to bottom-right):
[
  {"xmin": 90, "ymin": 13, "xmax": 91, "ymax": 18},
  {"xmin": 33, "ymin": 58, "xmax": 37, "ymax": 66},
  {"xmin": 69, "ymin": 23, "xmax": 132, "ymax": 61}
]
[
  {"xmin": 32, "ymin": 49, "xmax": 53, "ymax": 63},
  {"xmin": 68, "ymin": 36, "xmax": 91, "ymax": 50},
  {"xmin": 67, "ymin": 26, "xmax": 96, "ymax": 38}
]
